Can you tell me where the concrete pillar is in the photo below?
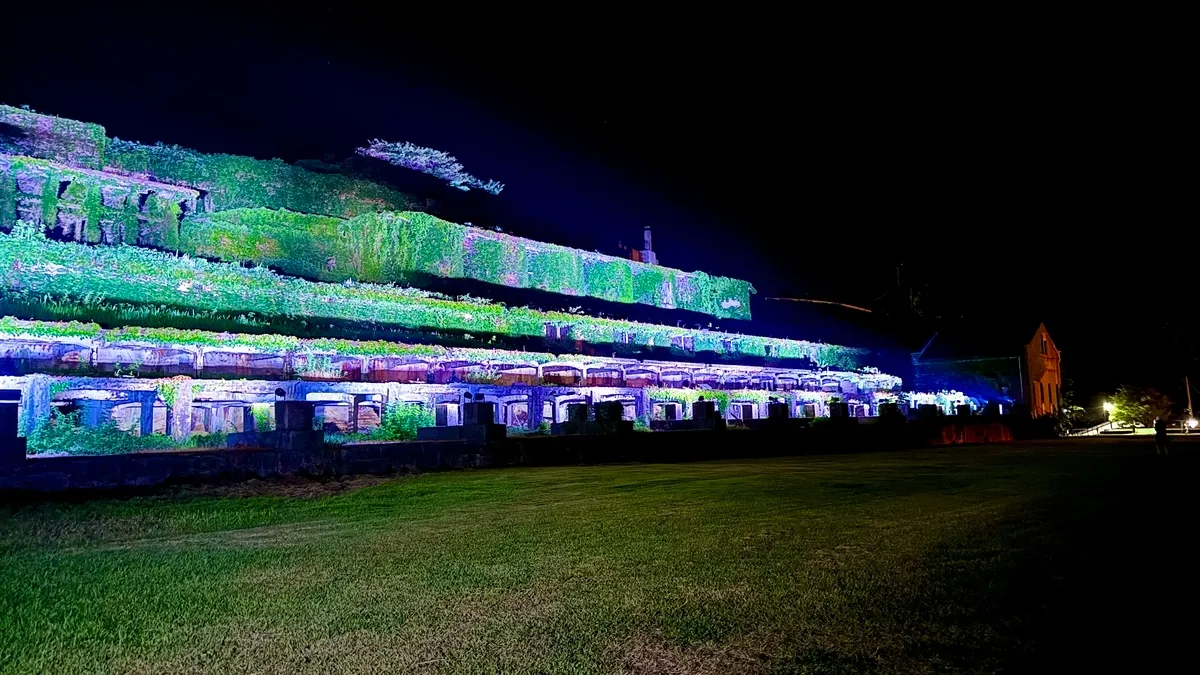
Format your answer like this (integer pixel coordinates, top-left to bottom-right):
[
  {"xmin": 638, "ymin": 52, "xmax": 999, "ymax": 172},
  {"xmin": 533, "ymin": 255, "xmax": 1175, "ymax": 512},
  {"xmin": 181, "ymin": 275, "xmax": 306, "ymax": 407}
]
[
  {"xmin": 80, "ymin": 400, "xmax": 115, "ymax": 428},
  {"xmin": 137, "ymin": 391, "xmax": 156, "ymax": 436},
  {"xmin": 276, "ymin": 401, "xmax": 316, "ymax": 431},
  {"xmin": 350, "ymin": 394, "xmax": 370, "ymax": 434},
  {"xmin": 1, "ymin": 400, "xmax": 25, "ymax": 464},
  {"xmin": 634, "ymin": 388, "xmax": 648, "ymax": 424},
  {"xmin": 169, "ymin": 379, "xmax": 194, "ymax": 442},
  {"xmin": 527, "ymin": 387, "xmax": 545, "ymax": 431},
  {"xmin": 212, "ymin": 407, "xmax": 229, "ymax": 433},
  {"xmin": 22, "ymin": 374, "xmax": 52, "ymax": 436},
  {"xmin": 383, "ymin": 383, "xmax": 402, "ymax": 417}
]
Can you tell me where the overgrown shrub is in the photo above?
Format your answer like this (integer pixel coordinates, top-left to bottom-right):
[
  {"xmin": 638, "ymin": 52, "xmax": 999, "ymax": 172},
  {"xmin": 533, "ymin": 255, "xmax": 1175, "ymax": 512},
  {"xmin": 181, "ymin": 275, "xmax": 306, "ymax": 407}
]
[
  {"xmin": 371, "ymin": 403, "xmax": 435, "ymax": 441},
  {"xmin": 25, "ymin": 409, "xmax": 225, "ymax": 456},
  {"xmin": 356, "ymin": 140, "xmax": 504, "ymax": 194}
]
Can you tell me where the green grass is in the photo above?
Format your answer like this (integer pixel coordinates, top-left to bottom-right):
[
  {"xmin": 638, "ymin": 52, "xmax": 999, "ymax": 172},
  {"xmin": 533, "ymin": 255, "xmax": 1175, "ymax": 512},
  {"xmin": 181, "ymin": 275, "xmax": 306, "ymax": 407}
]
[{"xmin": 0, "ymin": 441, "xmax": 1193, "ymax": 673}]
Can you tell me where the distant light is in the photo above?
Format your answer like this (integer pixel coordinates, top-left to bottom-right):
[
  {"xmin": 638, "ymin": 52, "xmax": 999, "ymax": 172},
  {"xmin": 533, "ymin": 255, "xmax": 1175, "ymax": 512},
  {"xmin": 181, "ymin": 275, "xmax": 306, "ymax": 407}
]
[
  {"xmin": 1103, "ymin": 401, "xmax": 1115, "ymax": 413},
  {"xmin": 998, "ymin": 404, "xmax": 1004, "ymax": 415},
  {"xmin": 1189, "ymin": 418, "xmax": 1198, "ymax": 429}
]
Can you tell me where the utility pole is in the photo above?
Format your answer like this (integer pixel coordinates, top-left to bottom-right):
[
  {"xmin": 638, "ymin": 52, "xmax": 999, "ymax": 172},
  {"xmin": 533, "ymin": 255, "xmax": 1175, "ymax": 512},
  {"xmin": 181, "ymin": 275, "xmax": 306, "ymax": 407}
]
[{"xmin": 1187, "ymin": 376, "xmax": 1194, "ymax": 433}]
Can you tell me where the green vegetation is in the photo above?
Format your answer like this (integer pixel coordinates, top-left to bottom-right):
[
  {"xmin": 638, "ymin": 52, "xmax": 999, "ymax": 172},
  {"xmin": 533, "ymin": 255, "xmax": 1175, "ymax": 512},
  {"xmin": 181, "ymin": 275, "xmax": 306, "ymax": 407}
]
[
  {"xmin": 1, "ymin": 106, "xmax": 757, "ymax": 318},
  {"xmin": 0, "ymin": 235, "xmax": 865, "ymax": 366},
  {"xmin": 648, "ymin": 386, "xmax": 734, "ymax": 414},
  {"xmin": 1, "ymin": 444, "xmax": 1181, "ymax": 672},
  {"xmin": 0, "ymin": 105, "xmax": 108, "ymax": 170},
  {"xmin": 374, "ymin": 403, "xmax": 436, "ymax": 441},
  {"xmin": 326, "ymin": 404, "xmax": 436, "ymax": 445},
  {"xmin": 183, "ymin": 208, "xmax": 756, "ymax": 319},
  {"xmin": 0, "ymin": 316, "xmax": 560, "ymax": 367},
  {"xmin": 1109, "ymin": 384, "xmax": 1173, "ymax": 429},
  {"xmin": 0, "ymin": 315, "xmax": 101, "ymax": 339},
  {"xmin": 106, "ymin": 140, "xmax": 416, "ymax": 219},
  {"xmin": 645, "ymin": 388, "xmax": 790, "ymax": 416},
  {"xmin": 0, "ymin": 156, "xmax": 188, "ymax": 243},
  {"xmin": 251, "ymin": 403, "xmax": 274, "ymax": 432},
  {"xmin": 25, "ymin": 409, "xmax": 225, "ymax": 456},
  {"xmin": 0, "ymin": 105, "xmax": 415, "ymax": 220}
]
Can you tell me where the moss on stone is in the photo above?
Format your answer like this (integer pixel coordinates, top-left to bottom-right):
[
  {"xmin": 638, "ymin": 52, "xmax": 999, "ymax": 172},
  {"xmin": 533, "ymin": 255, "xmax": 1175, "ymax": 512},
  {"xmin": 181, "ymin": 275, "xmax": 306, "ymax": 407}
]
[{"xmin": 105, "ymin": 140, "xmax": 417, "ymax": 219}]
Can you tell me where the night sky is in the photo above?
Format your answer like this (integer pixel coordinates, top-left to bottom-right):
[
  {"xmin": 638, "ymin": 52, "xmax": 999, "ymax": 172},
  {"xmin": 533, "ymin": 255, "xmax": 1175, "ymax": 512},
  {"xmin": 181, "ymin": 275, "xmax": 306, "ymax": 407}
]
[{"xmin": 3, "ymin": 8, "xmax": 1190, "ymax": 408}]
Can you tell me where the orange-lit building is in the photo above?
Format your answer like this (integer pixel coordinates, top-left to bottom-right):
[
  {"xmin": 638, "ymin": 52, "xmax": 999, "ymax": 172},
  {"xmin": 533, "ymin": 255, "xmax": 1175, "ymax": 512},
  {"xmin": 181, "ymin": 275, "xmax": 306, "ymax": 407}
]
[
  {"xmin": 912, "ymin": 322, "xmax": 1063, "ymax": 417},
  {"xmin": 1023, "ymin": 323, "xmax": 1063, "ymax": 417}
]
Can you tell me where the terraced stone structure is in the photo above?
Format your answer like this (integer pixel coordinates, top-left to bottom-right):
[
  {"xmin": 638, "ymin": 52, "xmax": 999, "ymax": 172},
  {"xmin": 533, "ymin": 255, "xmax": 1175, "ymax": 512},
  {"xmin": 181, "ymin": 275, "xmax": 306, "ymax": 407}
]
[{"xmin": 0, "ymin": 105, "xmax": 966, "ymax": 454}]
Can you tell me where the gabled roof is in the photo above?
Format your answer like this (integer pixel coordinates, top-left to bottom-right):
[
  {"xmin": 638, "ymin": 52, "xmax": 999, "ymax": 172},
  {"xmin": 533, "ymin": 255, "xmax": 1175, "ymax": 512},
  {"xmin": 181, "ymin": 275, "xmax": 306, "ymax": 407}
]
[{"xmin": 914, "ymin": 321, "xmax": 1049, "ymax": 363}]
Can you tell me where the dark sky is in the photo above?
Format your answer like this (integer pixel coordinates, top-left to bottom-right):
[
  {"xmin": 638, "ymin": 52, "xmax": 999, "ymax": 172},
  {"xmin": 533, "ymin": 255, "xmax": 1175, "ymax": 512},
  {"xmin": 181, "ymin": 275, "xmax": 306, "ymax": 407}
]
[{"xmin": 3, "ymin": 8, "xmax": 1190, "ymax": 405}]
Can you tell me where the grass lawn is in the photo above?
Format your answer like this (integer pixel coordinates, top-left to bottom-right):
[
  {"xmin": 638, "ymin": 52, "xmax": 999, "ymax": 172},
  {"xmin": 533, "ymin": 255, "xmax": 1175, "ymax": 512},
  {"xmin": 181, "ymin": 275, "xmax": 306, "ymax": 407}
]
[{"xmin": 1, "ymin": 440, "xmax": 1194, "ymax": 674}]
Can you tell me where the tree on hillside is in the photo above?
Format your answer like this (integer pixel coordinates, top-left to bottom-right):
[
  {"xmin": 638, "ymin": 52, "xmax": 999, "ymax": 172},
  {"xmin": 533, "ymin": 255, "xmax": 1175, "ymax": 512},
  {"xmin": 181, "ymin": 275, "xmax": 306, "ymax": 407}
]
[{"xmin": 1109, "ymin": 385, "xmax": 1173, "ymax": 429}]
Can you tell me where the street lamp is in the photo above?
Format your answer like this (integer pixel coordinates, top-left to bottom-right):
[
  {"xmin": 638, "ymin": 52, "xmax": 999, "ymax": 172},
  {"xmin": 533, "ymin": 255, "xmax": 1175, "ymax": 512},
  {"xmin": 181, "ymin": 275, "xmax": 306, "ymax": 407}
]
[
  {"xmin": 1188, "ymin": 418, "xmax": 1198, "ymax": 429},
  {"xmin": 1103, "ymin": 401, "xmax": 1115, "ymax": 413}
]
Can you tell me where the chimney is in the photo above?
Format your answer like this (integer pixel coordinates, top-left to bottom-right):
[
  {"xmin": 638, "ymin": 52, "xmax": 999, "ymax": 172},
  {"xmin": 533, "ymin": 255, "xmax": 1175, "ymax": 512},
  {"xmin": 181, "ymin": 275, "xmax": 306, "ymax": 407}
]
[{"xmin": 640, "ymin": 226, "xmax": 658, "ymax": 265}]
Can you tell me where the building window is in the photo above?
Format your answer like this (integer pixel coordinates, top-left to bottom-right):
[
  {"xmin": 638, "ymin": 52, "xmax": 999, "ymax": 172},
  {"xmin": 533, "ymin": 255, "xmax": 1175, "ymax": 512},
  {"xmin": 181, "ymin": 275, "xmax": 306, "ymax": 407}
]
[
  {"xmin": 1041, "ymin": 335, "xmax": 1048, "ymax": 355},
  {"xmin": 1039, "ymin": 382, "xmax": 1045, "ymax": 406}
]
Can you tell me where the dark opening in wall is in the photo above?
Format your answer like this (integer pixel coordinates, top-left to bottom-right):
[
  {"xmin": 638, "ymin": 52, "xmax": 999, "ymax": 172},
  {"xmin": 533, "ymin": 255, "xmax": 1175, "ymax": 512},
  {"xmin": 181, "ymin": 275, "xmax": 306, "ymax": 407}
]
[
  {"xmin": 195, "ymin": 190, "xmax": 210, "ymax": 213},
  {"xmin": 57, "ymin": 180, "xmax": 71, "ymax": 198},
  {"xmin": 137, "ymin": 191, "xmax": 153, "ymax": 212},
  {"xmin": 174, "ymin": 200, "xmax": 188, "ymax": 246},
  {"xmin": 0, "ymin": 122, "xmax": 29, "ymax": 152}
]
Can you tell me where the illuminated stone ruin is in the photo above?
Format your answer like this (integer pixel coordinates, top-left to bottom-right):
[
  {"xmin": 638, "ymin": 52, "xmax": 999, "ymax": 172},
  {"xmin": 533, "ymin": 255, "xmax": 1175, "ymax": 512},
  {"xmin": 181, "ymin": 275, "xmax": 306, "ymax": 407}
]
[{"xmin": 0, "ymin": 104, "xmax": 964, "ymax": 454}]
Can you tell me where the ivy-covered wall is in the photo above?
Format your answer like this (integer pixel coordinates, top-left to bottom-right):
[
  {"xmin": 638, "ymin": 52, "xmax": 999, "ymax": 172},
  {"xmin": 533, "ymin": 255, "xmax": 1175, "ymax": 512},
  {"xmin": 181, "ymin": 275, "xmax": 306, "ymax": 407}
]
[
  {"xmin": 0, "ymin": 234, "xmax": 866, "ymax": 366},
  {"xmin": 1, "ymin": 106, "xmax": 756, "ymax": 319},
  {"xmin": 0, "ymin": 105, "xmax": 108, "ymax": 170},
  {"xmin": 645, "ymin": 387, "xmax": 800, "ymax": 416},
  {"xmin": 105, "ymin": 140, "xmax": 418, "ymax": 219},
  {"xmin": 0, "ymin": 105, "xmax": 417, "ymax": 220},
  {"xmin": 0, "ymin": 155, "xmax": 196, "ymax": 246},
  {"xmin": 180, "ymin": 208, "xmax": 756, "ymax": 319}
]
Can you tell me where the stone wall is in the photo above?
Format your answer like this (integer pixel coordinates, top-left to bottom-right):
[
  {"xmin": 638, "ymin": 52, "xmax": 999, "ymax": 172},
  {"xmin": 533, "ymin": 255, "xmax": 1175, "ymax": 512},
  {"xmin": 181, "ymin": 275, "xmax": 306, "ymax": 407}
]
[
  {"xmin": 0, "ymin": 106, "xmax": 107, "ymax": 170},
  {"xmin": 0, "ymin": 106, "xmax": 417, "ymax": 220},
  {"xmin": 0, "ymin": 154, "xmax": 197, "ymax": 244}
]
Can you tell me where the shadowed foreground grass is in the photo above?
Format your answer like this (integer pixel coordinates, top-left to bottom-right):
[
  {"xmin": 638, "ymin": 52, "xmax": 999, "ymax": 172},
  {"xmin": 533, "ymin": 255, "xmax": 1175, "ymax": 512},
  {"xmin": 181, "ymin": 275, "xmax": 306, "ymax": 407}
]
[{"xmin": 1, "ymin": 440, "xmax": 1194, "ymax": 674}]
